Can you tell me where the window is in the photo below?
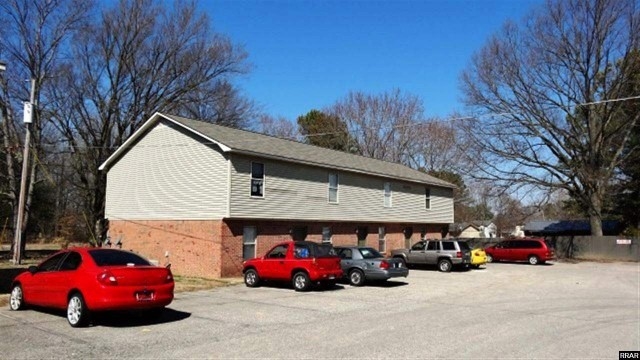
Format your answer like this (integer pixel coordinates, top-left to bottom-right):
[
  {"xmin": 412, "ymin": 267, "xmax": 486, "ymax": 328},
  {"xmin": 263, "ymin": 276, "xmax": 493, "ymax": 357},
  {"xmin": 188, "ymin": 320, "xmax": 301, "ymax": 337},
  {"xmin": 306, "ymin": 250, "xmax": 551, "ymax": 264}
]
[
  {"xmin": 266, "ymin": 244, "xmax": 288, "ymax": 259},
  {"xmin": 426, "ymin": 241, "xmax": 438, "ymax": 251},
  {"xmin": 243, "ymin": 226, "xmax": 257, "ymax": 260},
  {"xmin": 383, "ymin": 182, "xmax": 392, "ymax": 207},
  {"xmin": 359, "ymin": 247, "xmax": 383, "ymax": 259},
  {"xmin": 425, "ymin": 187, "xmax": 431, "ymax": 209},
  {"xmin": 294, "ymin": 243, "xmax": 311, "ymax": 258},
  {"xmin": 442, "ymin": 242, "xmax": 456, "ymax": 251},
  {"xmin": 251, "ymin": 162, "xmax": 264, "ymax": 197},
  {"xmin": 378, "ymin": 226, "xmax": 386, "ymax": 252},
  {"xmin": 322, "ymin": 227, "xmax": 332, "ymax": 244},
  {"xmin": 38, "ymin": 252, "xmax": 68, "ymax": 272},
  {"xmin": 89, "ymin": 249, "xmax": 150, "ymax": 266},
  {"xmin": 59, "ymin": 252, "xmax": 82, "ymax": 271},
  {"xmin": 411, "ymin": 241, "xmax": 426, "ymax": 251},
  {"xmin": 337, "ymin": 248, "xmax": 352, "ymax": 260},
  {"xmin": 328, "ymin": 173, "xmax": 338, "ymax": 203}
]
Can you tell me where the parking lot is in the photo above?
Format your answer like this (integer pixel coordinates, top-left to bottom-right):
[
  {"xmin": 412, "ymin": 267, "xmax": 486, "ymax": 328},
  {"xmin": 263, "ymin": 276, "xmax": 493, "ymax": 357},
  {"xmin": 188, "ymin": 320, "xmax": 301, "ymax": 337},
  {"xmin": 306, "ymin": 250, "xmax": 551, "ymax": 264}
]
[{"xmin": 1, "ymin": 260, "xmax": 638, "ymax": 359}]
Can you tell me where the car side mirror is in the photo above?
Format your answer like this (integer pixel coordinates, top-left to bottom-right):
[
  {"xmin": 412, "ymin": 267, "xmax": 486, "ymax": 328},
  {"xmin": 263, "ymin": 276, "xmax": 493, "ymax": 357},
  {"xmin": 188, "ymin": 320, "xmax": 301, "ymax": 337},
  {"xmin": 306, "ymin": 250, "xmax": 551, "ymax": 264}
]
[{"xmin": 28, "ymin": 265, "xmax": 38, "ymax": 274}]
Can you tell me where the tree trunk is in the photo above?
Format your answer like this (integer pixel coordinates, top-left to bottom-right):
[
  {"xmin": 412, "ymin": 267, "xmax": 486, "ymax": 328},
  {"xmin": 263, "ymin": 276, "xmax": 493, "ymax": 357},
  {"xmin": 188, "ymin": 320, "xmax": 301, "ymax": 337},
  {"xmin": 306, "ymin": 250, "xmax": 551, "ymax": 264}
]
[{"xmin": 589, "ymin": 192, "xmax": 604, "ymax": 236}]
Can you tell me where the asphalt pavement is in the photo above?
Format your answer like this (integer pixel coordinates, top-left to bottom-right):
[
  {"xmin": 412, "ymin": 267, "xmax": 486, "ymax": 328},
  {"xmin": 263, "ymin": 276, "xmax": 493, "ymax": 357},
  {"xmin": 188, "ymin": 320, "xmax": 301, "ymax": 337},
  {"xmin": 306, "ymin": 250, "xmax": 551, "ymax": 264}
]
[{"xmin": 1, "ymin": 261, "xmax": 638, "ymax": 359}]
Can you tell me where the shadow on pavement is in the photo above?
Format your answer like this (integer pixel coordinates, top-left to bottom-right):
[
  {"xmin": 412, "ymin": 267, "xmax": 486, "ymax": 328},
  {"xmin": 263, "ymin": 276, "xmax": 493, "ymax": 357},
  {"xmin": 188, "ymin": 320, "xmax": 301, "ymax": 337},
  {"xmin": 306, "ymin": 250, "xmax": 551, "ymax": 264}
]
[{"xmin": 28, "ymin": 307, "xmax": 192, "ymax": 328}]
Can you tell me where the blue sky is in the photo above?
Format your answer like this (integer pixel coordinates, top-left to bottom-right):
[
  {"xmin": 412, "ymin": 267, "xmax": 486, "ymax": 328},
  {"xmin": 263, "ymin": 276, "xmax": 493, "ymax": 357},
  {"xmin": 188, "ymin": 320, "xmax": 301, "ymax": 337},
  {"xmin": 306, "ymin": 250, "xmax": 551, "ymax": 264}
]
[{"xmin": 199, "ymin": 0, "xmax": 541, "ymax": 121}]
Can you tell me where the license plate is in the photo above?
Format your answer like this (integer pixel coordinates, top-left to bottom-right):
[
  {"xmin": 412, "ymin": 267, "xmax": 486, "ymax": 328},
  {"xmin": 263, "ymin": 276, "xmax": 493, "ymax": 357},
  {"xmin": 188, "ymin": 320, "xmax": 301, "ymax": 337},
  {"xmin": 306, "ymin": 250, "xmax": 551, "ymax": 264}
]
[{"xmin": 136, "ymin": 290, "xmax": 154, "ymax": 302}]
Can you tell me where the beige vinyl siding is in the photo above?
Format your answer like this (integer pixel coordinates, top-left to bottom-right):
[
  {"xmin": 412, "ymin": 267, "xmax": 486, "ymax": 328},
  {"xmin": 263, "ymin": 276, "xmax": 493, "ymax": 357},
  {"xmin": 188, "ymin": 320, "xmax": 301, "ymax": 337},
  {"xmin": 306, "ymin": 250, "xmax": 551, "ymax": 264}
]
[
  {"xmin": 229, "ymin": 155, "xmax": 453, "ymax": 223},
  {"xmin": 105, "ymin": 120, "xmax": 228, "ymax": 220}
]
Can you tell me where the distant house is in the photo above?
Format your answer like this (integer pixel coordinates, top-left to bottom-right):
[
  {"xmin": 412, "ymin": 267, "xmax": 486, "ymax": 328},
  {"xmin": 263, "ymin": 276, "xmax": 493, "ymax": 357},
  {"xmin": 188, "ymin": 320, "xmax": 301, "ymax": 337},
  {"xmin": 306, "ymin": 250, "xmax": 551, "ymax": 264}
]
[
  {"xmin": 99, "ymin": 113, "xmax": 456, "ymax": 278},
  {"xmin": 524, "ymin": 220, "xmax": 622, "ymax": 237},
  {"xmin": 450, "ymin": 221, "xmax": 497, "ymax": 238}
]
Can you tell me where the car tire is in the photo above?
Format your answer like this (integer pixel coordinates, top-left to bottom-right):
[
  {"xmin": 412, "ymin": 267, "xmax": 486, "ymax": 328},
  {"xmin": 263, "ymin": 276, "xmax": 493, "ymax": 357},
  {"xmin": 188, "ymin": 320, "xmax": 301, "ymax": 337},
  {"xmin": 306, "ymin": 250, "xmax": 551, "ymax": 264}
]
[
  {"xmin": 486, "ymin": 254, "xmax": 494, "ymax": 263},
  {"xmin": 349, "ymin": 269, "xmax": 365, "ymax": 286},
  {"xmin": 67, "ymin": 292, "xmax": 89, "ymax": 328},
  {"xmin": 292, "ymin": 271, "xmax": 311, "ymax": 292},
  {"xmin": 528, "ymin": 255, "xmax": 539, "ymax": 265},
  {"xmin": 244, "ymin": 269, "xmax": 260, "ymax": 287},
  {"xmin": 438, "ymin": 259, "xmax": 452, "ymax": 272},
  {"xmin": 471, "ymin": 264, "xmax": 480, "ymax": 269},
  {"xmin": 9, "ymin": 284, "xmax": 25, "ymax": 311}
]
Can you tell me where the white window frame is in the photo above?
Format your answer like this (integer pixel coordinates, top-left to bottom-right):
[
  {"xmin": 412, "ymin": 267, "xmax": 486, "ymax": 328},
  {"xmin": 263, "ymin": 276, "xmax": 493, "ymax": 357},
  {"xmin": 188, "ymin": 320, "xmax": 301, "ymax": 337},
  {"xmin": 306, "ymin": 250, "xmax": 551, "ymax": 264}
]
[
  {"xmin": 425, "ymin": 187, "xmax": 431, "ymax": 210},
  {"xmin": 383, "ymin": 182, "xmax": 392, "ymax": 207},
  {"xmin": 243, "ymin": 226, "xmax": 257, "ymax": 260},
  {"xmin": 251, "ymin": 162, "xmax": 265, "ymax": 198},
  {"xmin": 378, "ymin": 226, "xmax": 386, "ymax": 252},
  {"xmin": 328, "ymin": 173, "xmax": 339, "ymax": 203}
]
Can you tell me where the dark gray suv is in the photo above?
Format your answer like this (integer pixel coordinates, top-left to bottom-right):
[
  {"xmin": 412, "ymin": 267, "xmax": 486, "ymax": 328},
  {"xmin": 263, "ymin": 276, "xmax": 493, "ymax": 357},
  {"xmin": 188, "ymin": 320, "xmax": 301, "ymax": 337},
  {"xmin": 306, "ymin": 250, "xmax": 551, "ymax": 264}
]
[{"xmin": 391, "ymin": 239, "xmax": 471, "ymax": 272}]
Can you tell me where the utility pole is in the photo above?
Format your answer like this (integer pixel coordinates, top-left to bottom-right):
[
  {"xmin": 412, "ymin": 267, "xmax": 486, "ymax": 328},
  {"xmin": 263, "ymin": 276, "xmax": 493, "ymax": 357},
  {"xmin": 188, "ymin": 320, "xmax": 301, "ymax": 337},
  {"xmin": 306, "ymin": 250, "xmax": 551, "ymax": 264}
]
[{"xmin": 12, "ymin": 78, "xmax": 35, "ymax": 264}]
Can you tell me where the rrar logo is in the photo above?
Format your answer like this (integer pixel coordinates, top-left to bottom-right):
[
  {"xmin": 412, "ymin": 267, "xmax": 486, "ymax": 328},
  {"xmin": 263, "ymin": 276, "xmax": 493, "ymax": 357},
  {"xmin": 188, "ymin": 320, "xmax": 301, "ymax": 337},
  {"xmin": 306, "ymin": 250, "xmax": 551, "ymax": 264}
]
[{"xmin": 620, "ymin": 351, "xmax": 639, "ymax": 359}]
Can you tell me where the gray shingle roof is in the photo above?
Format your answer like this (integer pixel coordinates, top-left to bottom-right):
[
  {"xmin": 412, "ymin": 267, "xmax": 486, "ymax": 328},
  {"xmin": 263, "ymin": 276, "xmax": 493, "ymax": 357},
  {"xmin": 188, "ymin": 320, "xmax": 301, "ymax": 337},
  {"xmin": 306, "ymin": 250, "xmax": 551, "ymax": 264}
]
[{"xmin": 162, "ymin": 113, "xmax": 454, "ymax": 188}]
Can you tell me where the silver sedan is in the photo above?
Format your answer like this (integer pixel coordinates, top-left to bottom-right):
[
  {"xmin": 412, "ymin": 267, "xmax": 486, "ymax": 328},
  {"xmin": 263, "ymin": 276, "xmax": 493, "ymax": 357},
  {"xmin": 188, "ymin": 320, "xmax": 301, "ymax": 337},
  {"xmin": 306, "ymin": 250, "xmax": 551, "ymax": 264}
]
[{"xmin": 334, "ymin": 246, "xmax": 409, "ymax": 286}]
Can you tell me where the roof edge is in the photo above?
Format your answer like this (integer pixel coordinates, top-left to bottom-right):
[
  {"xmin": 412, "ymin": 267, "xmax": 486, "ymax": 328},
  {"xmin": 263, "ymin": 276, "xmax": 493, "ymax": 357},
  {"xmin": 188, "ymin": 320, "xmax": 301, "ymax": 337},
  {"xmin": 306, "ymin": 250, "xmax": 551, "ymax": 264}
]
[{"xmin": 98, "ymin": 112, "xmax": 232, "ymax": 171}]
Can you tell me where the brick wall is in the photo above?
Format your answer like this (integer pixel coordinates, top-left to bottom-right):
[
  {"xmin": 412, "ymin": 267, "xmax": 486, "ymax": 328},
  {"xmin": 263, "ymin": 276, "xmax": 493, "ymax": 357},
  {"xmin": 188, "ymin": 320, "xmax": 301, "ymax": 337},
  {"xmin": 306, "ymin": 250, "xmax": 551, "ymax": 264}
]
[
  {"xmin": 110, "ymin": 218, "xmax": 447, "ymax": 278},
  {"xmin": 108, "ymin": 219, "xmax": 223, "ymax": 278}
]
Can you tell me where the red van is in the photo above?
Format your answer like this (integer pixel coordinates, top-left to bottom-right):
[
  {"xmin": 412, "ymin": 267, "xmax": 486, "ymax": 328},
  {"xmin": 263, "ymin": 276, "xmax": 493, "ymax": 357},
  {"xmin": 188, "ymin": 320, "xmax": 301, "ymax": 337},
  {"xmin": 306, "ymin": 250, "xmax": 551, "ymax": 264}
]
[{"xmin": 484, "ymin": 238, "xmax": 555, "ymax": 265}]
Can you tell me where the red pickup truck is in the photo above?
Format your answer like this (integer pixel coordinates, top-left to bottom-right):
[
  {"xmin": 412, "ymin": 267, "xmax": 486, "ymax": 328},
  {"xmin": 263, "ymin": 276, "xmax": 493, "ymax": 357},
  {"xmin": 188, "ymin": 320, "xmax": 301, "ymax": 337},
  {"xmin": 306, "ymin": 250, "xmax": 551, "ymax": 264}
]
[{"xmin": 243, "ymin": 241, "xmax": 343, "ymax": 291}]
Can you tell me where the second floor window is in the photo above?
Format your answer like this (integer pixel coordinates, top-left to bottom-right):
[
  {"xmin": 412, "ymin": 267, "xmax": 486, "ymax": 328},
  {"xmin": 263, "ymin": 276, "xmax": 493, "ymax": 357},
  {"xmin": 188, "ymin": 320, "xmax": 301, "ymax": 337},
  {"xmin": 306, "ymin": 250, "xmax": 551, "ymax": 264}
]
[
  {"xmin": 251, "ymin": 162, "xmax": 264, "ymax": 197},
  {"xmin": 328, "ymin": 173, "xmax": 338, "ymax": 203},
  {"xmin": 384, "ymin": 182, "xmax": 392, "ymax": 207},
  {"xmin": 425, "ymin": 187, "xmax": 431, "ymax": 209}
]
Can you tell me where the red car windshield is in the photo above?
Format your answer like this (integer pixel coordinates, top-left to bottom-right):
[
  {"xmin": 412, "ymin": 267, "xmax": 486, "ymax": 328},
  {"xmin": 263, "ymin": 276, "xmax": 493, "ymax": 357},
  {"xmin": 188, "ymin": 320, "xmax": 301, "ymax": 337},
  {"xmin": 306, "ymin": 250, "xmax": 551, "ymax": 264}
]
[{"xmin": 88, "ymin": 249, "xmax": 151, "ymax": 266}]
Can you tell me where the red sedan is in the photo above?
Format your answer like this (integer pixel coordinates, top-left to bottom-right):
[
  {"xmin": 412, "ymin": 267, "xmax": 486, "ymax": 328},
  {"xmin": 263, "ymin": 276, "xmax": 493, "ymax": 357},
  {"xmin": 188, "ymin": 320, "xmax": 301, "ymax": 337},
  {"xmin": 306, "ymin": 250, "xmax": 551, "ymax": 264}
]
[{"xmin": 9, "ymin": 247, "xmax": 174, "ymax": 327}]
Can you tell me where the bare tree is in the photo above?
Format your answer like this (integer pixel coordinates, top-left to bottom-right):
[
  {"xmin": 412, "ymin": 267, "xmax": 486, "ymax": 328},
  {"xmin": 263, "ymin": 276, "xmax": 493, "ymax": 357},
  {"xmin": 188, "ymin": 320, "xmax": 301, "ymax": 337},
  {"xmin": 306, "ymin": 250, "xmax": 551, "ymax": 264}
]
[
  {"xmin": 460, "ymin": 0, "xmax": 640, "ymax": 236},
  {"xmin": 406, "ymin": 117, "xmax": 468, "ymax": 173},
  {"xmin": 45, "ymin": 0, "xmax": 251, "ymax": 244},
  {"xmin": 0, "ymin": 0, "xmax": 90, "ymax": 251},
  {"xmin": 329, "ymin": 89, "xmax": 424, "ymax": 165},
  {"xmin": 254, "ymin": 114, "xmax": 301, "ymax": 140}
]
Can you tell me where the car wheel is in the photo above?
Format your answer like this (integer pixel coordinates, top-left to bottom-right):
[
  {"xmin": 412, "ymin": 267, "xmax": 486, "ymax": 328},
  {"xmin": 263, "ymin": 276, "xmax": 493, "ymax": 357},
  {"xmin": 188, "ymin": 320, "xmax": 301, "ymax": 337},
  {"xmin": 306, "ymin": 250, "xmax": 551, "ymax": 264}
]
[
  {"xmin": 244, "ymin": 269, "xmax": 260, "ymax": 287},
  {"xmin": 486, "ymin": 254, "xmax": 494, "ymax": 263},
  {"xmin": 67, "ymin": 293, "xmax": 89, "ymax": 328},
  {"xmin": 471, "ymin": 264, "xmax": 480, "ymax": 269},
  {"xmin": 292, "ymin": 271, "xmax": 310, "ymax": 292},
  {"xmin": 528, "ymin": 255, "xmax": 539, "ymax": 265},
  {"xmin": 349, "ymin": 269, "xmax": 365, "ymax": 286},
  {"xmin": 9, "ymin": 284, "xmax": 25, "ymax": 311},
  {"xmin": 438, "ymin": 259, "xmax": 452, "ymax": 272}
]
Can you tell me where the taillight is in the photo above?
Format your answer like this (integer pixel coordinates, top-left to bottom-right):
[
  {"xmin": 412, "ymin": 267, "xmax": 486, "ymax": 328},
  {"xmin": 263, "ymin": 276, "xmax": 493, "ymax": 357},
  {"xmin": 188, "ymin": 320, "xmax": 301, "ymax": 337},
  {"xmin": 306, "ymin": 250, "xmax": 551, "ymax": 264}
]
[
  {"xmin": 379, "ymin": 260, "xmax": 389, "ymax": 270},
  {"xmin": 97, "ymin": 271, "xmax": 118, "ymax": 286},
  {"xmin": 456, "ymin": 252, "xmax": 462, "ymax": 258}
]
